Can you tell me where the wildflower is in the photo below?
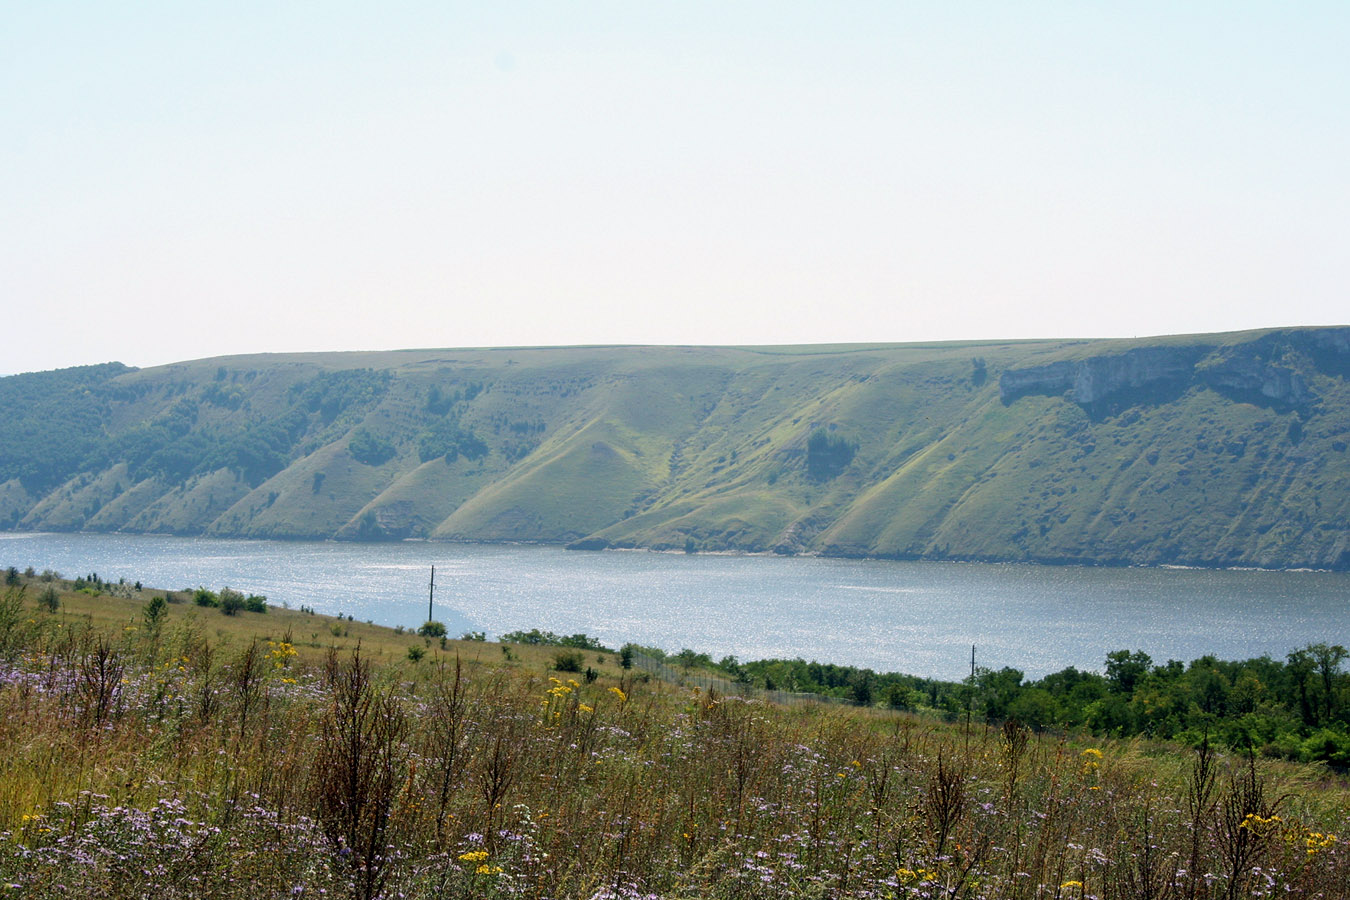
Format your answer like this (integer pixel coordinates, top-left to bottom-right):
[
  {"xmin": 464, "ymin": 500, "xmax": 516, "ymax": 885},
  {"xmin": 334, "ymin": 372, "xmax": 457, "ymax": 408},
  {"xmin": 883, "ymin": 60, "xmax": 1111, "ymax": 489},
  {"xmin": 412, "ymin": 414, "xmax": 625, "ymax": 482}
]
[
  {"xmin": 458, "ymin": 850, "xmax": 490, "ymax": 863},
  {"xmin": 1305, "ymin": 830, "xmax": 1337, "ymax": 855},
  {"xmin": 1240, "ymin": 813, "xmax": 1282, "ymax": 833},
  {"xmin": 1061, "ymin": 880, "xmax": 1084, "ymax": 889},
  {"xmin": 610, "ymin": 686, "xmax": 627, "ymax": 702}
]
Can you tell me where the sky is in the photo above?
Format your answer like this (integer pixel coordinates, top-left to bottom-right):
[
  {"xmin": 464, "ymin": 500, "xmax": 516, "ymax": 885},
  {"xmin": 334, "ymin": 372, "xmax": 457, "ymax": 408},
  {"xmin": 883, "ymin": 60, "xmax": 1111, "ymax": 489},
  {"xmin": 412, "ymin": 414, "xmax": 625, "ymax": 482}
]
[{"xmin": 3, "ymin": 2, "xmax": 1348, "ymax": 375}]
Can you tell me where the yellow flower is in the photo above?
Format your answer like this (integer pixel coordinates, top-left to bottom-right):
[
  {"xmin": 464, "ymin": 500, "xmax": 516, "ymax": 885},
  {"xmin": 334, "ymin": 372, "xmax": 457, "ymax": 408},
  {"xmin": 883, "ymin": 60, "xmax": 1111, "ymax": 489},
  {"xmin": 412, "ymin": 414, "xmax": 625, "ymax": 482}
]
[
  {"xmin": 458, "ymin": 850, "xmax": 489, "ymax": 863},
  {"xmin": 1080, "ymin": 748, "xmax": 1102, "ymax": 759},
  {"xmin": 609, "ymin": 686, "xmax": 627, "ymax": 702},
  {"xmin": 475, "ymin": 864, "xmax": 504, "ymax": 875},
  {"xmin": 1305, "ymin": 830, "xmax": 1338, "ymax": 855},
  {"xmin": 578, "ymin": 703, "xmax": 594, "ymax": 713},
  {"xmin": 1061, "ymin": 881, "xmax": 1083, "ymax": 889},
  {"xmin": 1240, "ymin": 813, "xmax": 1282, "ymax": 832}
]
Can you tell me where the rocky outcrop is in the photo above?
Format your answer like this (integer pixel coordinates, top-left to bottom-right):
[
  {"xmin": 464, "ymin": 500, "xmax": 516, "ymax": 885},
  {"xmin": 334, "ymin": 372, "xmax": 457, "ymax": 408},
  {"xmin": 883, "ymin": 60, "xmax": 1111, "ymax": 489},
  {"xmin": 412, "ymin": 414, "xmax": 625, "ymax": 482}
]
[
  {"xmin": 1071, "ymin": 346, "xmax": 1201, "ymax": 405},
  {"xmin": 998, "ymin": 361, "xmax": 1078, "ymax": 404},
  {"xmin": 1197, "ymin": 354, "xmax": 1311, "ymax": 408},
  {"xmin": 999, "ymin": 329, "xmax": 1350, "ymax": 411},
  {"xmin": 1000, "ymin": 346, "xmax": 1204, "ymax": 406}
]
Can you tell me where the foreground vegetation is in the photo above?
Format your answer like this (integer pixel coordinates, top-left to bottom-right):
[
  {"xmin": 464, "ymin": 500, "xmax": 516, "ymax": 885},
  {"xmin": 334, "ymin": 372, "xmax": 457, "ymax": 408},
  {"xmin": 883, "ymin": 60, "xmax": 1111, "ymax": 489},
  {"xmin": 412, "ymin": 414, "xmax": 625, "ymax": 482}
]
[
  {"xmin": 4, "ymin": 327, "xmax": 1350, "ymax": 569},
  {"xmin": 1, "ymin": 573, "xmax": 1348, "ymax": 898},
  {"xmin": 657, "ymin": 644, "xmax": 1350, "ymax": 769}
]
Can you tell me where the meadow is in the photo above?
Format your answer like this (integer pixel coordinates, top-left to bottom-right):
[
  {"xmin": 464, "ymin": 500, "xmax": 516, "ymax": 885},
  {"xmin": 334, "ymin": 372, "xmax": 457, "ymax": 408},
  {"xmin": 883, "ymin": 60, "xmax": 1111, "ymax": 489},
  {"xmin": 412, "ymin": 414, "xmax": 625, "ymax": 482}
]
[{"xmin": 1, "ymin": 572, "xmax": 1347, "ymax": 898}]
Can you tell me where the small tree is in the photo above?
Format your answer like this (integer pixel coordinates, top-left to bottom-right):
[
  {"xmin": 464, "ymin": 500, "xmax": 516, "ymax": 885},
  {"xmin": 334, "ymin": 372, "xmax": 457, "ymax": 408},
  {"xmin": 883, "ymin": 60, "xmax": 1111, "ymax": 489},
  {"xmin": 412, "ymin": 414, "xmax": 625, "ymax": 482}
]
[
  {"xmin": 418, "ymin": 621, "xmax": 447, "ymax": 638},
  {"xmin": 218, "ymin": 588, "xmax": 245, "ymax": 616},
  {"xmin": 143, "ymin": 595, "xmax": 167, "ymax": 630}
]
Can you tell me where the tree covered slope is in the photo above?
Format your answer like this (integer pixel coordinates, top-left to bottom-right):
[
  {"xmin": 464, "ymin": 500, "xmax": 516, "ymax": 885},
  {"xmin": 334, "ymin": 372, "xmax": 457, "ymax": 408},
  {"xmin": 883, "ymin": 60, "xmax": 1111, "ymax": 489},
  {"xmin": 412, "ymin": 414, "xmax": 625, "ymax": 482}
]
[{"xmin": 3, "ymin": 327, "xmax": 1349, "ymax": 569}]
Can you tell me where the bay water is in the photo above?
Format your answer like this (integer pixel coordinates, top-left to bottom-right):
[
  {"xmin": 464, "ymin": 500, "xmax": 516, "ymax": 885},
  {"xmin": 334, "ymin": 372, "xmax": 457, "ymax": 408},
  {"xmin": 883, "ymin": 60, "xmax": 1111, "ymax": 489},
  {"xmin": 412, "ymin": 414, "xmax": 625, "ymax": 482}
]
[{"xmin": 2, "ymin": 531, "xmax": 1347, "ymax": 681}]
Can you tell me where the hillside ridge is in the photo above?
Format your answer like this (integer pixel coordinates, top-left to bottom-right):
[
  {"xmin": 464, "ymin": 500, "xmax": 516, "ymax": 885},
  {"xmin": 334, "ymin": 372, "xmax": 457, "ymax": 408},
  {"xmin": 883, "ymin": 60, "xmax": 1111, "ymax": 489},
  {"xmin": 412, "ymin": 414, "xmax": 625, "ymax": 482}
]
[{"xmin": 3, "ymin": 326, "xmax": 1349, "ymax": 569}]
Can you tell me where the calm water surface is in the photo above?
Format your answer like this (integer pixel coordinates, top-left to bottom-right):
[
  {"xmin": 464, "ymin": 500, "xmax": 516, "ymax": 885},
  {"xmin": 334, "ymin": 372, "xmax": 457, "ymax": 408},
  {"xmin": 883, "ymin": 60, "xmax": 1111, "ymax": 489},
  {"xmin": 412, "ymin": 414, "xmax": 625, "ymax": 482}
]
[{"xmin": 3, "ymin": 532, "xmax": 1347, "ymax": 681}]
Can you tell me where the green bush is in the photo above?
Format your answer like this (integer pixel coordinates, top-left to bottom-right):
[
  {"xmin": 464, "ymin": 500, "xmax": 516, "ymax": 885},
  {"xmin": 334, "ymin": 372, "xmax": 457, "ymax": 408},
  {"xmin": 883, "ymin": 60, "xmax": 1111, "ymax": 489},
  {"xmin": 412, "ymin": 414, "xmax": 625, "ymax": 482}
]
[
  {"xmin": 219, "ymin": 589, "xmax": 245, "ymax": 616},
  {"xmin": 143, "ymin": 595, "xmax": 166, "ymax": 628},
  {"xmin": 348, "ymin": 427, "xmax": 396, "ymax": 466},
  {"xmin": 193, "ymin": 587, "xmax": 218, "ymax": 608},
  {"xmin": 501, "ymin": 629, "xmax": 608, "ymax": 650},
  {"xmin": 552, "ymin": 650, "xmax": 584, "ymax": 673},
  {"xmin": 417, "ymin": 621, "xmax": 447, "ymax": 638},
  {"xmin": 805, "ymin": 427, "xmax": 857, "ymax": 480}
]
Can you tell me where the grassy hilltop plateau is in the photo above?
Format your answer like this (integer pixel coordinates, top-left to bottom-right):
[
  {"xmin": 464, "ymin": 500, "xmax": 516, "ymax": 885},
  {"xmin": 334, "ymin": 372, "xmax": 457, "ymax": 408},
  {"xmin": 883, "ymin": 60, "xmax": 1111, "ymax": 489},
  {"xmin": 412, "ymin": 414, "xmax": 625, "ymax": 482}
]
[{"xmin": 4, "ymin": 325, "xmax": 1350, "ymax": 569}]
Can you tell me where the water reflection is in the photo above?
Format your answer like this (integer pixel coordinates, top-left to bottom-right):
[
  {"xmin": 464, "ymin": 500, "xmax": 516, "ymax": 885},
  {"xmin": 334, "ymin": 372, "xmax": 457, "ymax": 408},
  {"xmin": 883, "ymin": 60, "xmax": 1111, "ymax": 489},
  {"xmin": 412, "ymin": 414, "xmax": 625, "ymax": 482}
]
[{"xmin": 3, "ymin": 532, "xmax": 1347, "ymax": 681}]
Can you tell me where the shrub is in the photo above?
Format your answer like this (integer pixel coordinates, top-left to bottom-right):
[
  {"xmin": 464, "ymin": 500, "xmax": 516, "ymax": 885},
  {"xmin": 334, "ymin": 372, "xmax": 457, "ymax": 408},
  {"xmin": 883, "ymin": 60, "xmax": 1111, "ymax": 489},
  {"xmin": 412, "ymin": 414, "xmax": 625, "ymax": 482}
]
[
  {"xmin": 553, "ymin": 649, "xmax": 584, "ymax": 673},
  {"xmin": 37, "ymin": 585, "xmax": 59, "ymax": 613},
  {"xmin": 244, "ymin": 594, "xmax": 268, "ymax": 613},
  {"xmin": 143, "ymin": 595, "xmax": 166, "ymax": 628},
  {"xmin": 500, "ymin": 628, "xmax": 607, "ymax": 650},
  {"xmin": 806, "ymin": 427, "xmax": 858, "ymax": 480},
  {"xmin": 407, "ymin": 646, "xmax": 425, "ymax": 662},
  {"xmin": 193, "ymin": 587, "xmax": 218, "ymax": 607},
  {"xmin": 348, "ymin": 427, "xmax": 396, "ymax": 466},
  {"xmin": 219, "ymin": 588, "xmax": 245, "ymax": 616},
  {"xmin": 417, "ymin": 621, "xmax": 447, "ymax": 638}
]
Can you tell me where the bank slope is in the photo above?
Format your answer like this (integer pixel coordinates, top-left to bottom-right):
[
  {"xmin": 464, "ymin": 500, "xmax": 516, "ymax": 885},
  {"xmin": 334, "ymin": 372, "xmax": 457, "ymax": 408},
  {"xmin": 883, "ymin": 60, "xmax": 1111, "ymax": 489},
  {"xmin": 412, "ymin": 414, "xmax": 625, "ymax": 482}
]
[{"xmin": 2, "ymin": 329, "xmax": 1348, "ymax": 568}]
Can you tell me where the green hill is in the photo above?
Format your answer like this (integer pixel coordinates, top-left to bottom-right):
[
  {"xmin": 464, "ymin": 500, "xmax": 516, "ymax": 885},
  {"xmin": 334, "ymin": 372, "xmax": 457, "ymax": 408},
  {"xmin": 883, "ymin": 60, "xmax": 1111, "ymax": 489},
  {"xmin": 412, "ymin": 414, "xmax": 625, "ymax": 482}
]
[{"xmin": 3, "ymin": 327, "xmax": 1350, "ymax": 569}]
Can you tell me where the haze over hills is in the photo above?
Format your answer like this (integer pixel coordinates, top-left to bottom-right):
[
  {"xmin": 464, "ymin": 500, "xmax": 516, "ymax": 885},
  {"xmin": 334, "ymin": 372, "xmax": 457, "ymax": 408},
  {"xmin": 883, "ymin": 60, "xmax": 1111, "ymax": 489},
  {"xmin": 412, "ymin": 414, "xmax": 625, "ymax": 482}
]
[{"xmin": 3, "ymin": 326, "xmax": 1349, "ymax": 570}]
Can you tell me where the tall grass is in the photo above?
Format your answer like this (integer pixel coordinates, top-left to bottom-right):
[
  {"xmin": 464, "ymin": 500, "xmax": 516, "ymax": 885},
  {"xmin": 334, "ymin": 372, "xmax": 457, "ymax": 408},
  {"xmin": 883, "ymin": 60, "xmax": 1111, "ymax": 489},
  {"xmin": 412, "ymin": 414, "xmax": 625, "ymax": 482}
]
[{"xmin": 0, "ymin": 586, "xmax": 1347, "ymax": 898}]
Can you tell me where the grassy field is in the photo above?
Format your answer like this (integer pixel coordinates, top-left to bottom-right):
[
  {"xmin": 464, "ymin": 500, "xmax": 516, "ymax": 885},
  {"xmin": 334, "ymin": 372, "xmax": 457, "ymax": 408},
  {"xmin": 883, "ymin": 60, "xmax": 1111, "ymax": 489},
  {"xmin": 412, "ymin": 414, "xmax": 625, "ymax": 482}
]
[{"xmin": 1, "ymin": 573, "xmax": 1348, "ymax": 898}]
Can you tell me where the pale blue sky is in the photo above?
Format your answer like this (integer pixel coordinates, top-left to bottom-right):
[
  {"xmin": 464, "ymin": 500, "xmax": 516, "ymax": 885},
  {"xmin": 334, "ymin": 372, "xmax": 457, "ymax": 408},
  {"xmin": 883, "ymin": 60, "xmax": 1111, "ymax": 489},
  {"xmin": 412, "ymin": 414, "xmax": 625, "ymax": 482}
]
[{"xmin": 3, "ymin": 2, "xmax": 1347, "ymax": 374}]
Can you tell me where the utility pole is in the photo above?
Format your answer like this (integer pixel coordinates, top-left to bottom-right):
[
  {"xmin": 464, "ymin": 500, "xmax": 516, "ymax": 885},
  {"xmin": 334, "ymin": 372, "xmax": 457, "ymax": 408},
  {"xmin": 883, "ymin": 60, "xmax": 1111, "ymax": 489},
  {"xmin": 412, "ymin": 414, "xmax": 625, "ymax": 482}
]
[
  {"xmin": 965, "ymin": 644, "xmax": 976, "ymax": 745},
  {"xmin": 428, "ymin": 565, "xmax": 435, "ymax": 623}
]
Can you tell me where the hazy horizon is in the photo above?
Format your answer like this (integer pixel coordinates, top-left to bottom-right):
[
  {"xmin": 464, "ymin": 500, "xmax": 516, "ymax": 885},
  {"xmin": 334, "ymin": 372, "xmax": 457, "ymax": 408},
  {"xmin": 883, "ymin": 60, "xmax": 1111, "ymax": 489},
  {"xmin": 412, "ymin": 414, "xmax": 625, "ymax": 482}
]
[
  {"xmin": 11, "ymin": 322, "xmax": 1350, "ymax": 379},
  {"xmin": 5, "ymin": 3, "xmax": 1348, "ymax": 375}
]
